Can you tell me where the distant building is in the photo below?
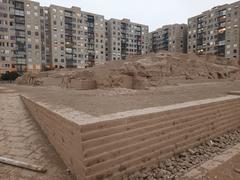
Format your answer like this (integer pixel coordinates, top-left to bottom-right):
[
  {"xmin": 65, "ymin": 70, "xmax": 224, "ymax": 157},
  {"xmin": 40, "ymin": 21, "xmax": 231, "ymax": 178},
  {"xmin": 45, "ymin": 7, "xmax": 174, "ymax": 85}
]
[
  {"xmin": 47, "ymin": 5, "xmax": 106, "ymax": 69},
  {"xmin": 149, "ymin": 24, "xmax": 188, "ymax": 54},
  {"xmin": 106, "ymin": 18, "xmax": 149, "ymax": 60},
  {"xmin": 0, "ymin": 0, "xmax": 42, "ymax": 73},
  {"xmin": 188, "ymin": 1, "xmax": 240, "ymax": 60}
]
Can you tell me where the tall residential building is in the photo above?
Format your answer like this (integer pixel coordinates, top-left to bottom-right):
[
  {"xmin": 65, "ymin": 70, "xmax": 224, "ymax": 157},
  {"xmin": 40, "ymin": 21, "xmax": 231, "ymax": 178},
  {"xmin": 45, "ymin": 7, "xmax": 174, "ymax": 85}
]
[
  {"xmin": 48, "ymin": 5, "xmax": 105, "ymax": 69},
  {"xmin": 1, "ymin": 0, "xmax": 106, "ymax": 73},
  {"xmin": 0, "ymin": 0, "xmax": 42, "ymax": 73},
  {"xmin": 188, "ymin": 1, "xmax": 240, "ymax": 60},
  {"xmin": 149, "ymin": 24, "xmax": 188, "ymax": 53},
  {"xmin": 0, "ymin": 0, "xmax": 16, "ymax": 73},
  {"xmin": 106, "ymin": 18, "xmax": 149, "ymax": 60}
]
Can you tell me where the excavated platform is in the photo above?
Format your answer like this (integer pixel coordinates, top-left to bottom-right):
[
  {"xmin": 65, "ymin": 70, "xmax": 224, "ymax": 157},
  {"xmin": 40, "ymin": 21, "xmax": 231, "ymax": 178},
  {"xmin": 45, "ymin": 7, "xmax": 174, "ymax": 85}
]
[
  {"xmin": 1, "ymin": 81, "xmax": 240, "ymax": 180},
  {"xmin": 3, "ymin": 80, "xmax": 240, "ymax": 116}
]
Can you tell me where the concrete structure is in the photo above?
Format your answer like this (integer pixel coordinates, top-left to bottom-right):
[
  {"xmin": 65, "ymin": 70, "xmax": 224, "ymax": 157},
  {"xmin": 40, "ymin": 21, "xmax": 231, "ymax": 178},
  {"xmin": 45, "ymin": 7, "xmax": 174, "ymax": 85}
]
[
  {"xmin": 149, "ymin": 24, "xmax": 188, "ymax": 53},
  {"xmin": 22, "ymin": 94, "xmax": 240, "ymax": 180},
  {"xmin": 0, "ymin": 0, "xmax": 42, "ymax": 73},
  {"xmin": 188, "ymin": 1, "xmax": 240, "ymax": 60},
  {"xmin": 106, "ymin": 18, "xmax": 149, "ymax": 60}
]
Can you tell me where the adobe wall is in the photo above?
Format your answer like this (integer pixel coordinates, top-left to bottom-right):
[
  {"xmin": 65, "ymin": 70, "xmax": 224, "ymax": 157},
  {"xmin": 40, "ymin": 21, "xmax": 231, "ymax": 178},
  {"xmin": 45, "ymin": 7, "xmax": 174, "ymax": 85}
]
[{"xmin": 21, "ymin": 95, "xmax": 240, "ymax": 180}]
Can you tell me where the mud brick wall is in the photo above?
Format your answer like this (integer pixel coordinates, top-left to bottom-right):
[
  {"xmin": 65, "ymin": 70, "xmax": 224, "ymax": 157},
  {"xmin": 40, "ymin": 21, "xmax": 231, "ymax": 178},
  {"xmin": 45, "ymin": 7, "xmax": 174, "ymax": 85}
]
[{"xmin": 21, "ymin": 95, "xmax": 240, "ymax": 180}]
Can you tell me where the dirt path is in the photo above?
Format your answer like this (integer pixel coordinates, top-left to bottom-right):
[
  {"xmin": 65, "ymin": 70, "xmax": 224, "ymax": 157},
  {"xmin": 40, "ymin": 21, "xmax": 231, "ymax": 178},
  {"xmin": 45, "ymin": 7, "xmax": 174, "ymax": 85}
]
[{"xmin": 0, "ymin": 88, "xmax": 73, "ymax": 180}]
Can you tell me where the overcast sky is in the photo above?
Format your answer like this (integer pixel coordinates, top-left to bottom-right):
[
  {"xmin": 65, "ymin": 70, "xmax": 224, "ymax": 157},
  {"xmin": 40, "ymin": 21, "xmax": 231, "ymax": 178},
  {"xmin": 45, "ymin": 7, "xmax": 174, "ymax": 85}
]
[{"xmin": 37, "ymin": 0, "xmax": 238, "ymax": 31}]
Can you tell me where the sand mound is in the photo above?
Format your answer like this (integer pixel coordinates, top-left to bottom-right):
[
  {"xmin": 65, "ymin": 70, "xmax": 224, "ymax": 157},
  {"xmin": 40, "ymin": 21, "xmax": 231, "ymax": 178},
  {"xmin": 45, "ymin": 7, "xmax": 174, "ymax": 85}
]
[{"xmin": 16, "ymin": 52, "xmax": 240, "ymax": 90}]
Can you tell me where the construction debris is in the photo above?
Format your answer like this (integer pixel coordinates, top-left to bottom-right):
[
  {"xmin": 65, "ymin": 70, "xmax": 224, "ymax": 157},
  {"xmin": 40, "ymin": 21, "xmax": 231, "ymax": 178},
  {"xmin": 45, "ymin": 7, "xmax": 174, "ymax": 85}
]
[
  {"xmin": 0, "ymin": 156, "xmax": 47, "ymax": 173},
  {"xmin": 127, "ymin": 129, "xmax": 240, "ymax": 180}
]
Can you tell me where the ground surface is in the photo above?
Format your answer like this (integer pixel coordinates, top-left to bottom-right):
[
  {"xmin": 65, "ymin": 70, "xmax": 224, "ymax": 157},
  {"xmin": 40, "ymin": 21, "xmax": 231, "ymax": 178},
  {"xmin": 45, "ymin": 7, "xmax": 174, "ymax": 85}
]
[
  {"xmin": 205, "ymin": 154, "xmax": 240, "ymax": 180},
  {"xmin": 182, "ymin": 148, "xmax": 240, "ymax": 180},
  {"xmin": 4, "ymin": 80, "xmax": 240, "ymax": 116},
  {"xmin": 0, "ymin": 87, "xmax": 73, "ymax": 180}
]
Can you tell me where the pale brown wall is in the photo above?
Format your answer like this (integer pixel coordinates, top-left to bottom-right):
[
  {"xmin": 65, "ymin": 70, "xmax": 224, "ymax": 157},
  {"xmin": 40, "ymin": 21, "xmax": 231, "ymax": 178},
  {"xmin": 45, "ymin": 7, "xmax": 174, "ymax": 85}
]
[
  {"xmin": 21, "ymin": 95, "xmax": 240, "ymax": 180},
  {"xmin": 21, "ymin": 96, "xmax": 86, "ymax": 180}
]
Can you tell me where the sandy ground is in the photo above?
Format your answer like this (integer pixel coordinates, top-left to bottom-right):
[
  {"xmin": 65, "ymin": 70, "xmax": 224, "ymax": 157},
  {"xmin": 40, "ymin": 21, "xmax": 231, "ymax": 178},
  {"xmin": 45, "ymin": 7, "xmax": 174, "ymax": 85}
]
[
  {"xmin": 203, "ymin": 153, "xmax": 240, "ymax": 180},
  {"xmin": 3, "ymin": 80, "xmax": 240, "ymax": 116},
  {"xmin": 0, "ymin": 88, "xmax": 73, "ymax": 180},
  {"xmin": 182, "ymin": 152, "xmax": 240, "ymax": 180}
]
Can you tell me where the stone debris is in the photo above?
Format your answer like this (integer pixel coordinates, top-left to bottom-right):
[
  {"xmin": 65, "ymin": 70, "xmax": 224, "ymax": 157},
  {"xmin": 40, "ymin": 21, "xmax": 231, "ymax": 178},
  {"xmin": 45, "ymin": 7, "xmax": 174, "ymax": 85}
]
[
  {"xmin": 127, "ymin": 129, "xmax": 240, "ymax": 180},
  {"xmin": 16, "ymin": 53, "xmax": 240, "ymax": 90}
]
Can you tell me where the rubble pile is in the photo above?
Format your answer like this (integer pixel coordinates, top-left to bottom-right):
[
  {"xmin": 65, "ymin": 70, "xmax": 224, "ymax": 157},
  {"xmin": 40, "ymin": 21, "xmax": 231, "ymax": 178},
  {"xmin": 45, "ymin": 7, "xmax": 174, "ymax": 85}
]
[
  {"xmin": 16, "ymin": 53, "xmax": 240, "ymax": 90},
  {"xmin": 127, "ymin": 129, "xmax": 240, "ymax": 180}
]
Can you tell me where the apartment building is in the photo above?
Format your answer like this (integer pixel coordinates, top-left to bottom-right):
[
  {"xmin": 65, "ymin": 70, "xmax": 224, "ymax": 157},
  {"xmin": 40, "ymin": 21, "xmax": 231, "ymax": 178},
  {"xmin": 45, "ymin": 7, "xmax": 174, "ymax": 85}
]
[
  {"xmin": 149, "ymin": 24, "xmax": 188, "ymax": 53},
  {"xmin": 0, "ymin": 0, "xmax": 16, "ymax": 73},
  {"xmin": 1, "ymin": 0, "xmax": 106, "ymax": 73},
  {"xmin": 188, "ymin": 1, "xmax": 240, "ymax": 60},
  {"xmin": 0, "ymin": 0, "xmax": 42, "ymax": 73},
  {"xmin": 48, "ymin": 5, "xmax": 105, "ymax": 69},
  {"xmin": 106, "ymin": 18, "xmax": 149, "ymax": 60}
]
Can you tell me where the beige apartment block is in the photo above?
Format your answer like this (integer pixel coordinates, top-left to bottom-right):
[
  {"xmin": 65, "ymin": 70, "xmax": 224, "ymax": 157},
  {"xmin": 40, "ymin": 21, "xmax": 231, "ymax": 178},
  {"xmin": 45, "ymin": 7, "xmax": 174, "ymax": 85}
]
[
  {"xmin": 0, "ymin": 0, "xmax": 42, "ymax": 73},
  {"xmin": 0, "ymin": 0, "xmax": 16, "ymax": 73},
  {"xmin": 106, "ymin": 18, "xmax": 149, "ymax": 61},
  {"xmin": 48, "ymin": 5, "xmax": 105, "ymax": 69},
  {"xmin": 149, "ymin": 24, "xmax": 188, "ymax": 53},
  {"xmin": 188, "ymin": 1, "xmax": 240, "ymax": 60}
]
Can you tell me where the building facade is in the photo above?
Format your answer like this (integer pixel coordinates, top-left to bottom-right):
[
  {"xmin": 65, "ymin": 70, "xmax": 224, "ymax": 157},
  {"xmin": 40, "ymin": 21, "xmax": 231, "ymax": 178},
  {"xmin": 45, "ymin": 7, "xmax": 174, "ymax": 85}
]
[
  {"xmin": 149, "ymin": 24, "xmax": 188, "ymax": 54},
  {"xmin": 106, "ymin": 18, "xmax": 149, "ymax": 60},
  {"xmin": 0, "ymin": 0, "xmax": 42, "ymax": 74},
  {"xmin": 0, "ymin": 0, "xmax": 16, "ymax": 73},
  {"xmin": 0, "ymin": 0, "xmax": 109, "ymax": 73},
  {"xmin": 48, "ymin": 5, "xmax": 106, "ymax": 69},
  {"xmin": 188, "ymin": 1, "xmax": 240, "ymax": 60}
]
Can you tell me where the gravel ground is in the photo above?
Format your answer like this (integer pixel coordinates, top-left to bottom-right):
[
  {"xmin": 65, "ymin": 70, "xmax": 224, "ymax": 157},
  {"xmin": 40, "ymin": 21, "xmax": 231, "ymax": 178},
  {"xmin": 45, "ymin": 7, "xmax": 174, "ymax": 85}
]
[{"xmin": 127, "ymin": 129, "xmax": 240, "ymax": 180}]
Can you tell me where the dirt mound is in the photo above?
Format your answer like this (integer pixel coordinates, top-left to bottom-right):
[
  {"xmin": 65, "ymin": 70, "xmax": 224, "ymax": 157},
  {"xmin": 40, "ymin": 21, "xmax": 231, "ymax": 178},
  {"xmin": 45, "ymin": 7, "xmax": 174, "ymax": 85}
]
[{"xmin": 16, "ymin": 52, "xmax": 240, "ymax": 90}]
